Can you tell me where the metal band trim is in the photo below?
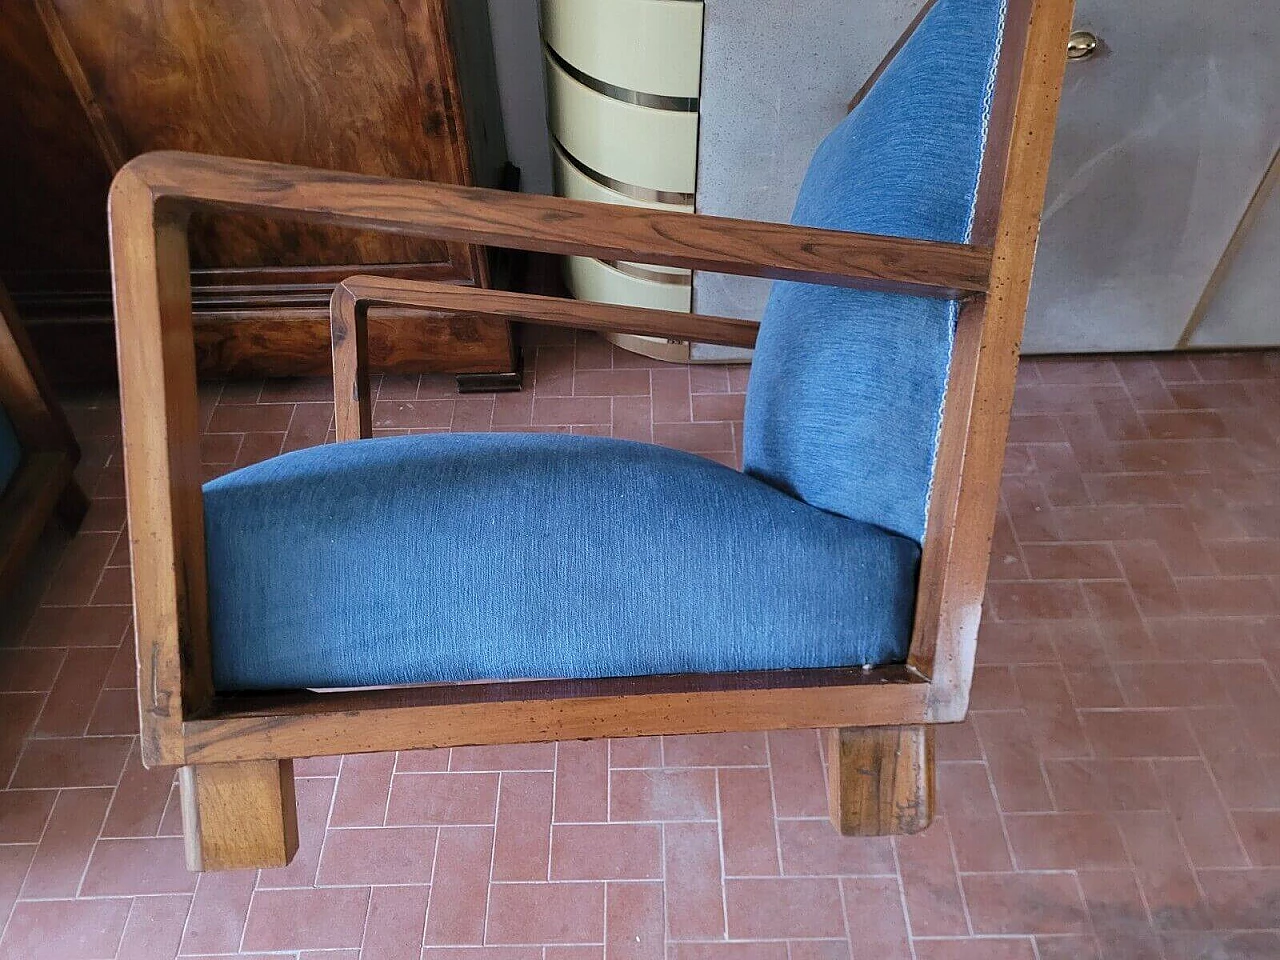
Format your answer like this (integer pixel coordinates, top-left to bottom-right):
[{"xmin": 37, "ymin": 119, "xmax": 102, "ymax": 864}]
[
  {"xmin": 544, "ymin": 44, "xmax": 699, "ymax": 113},
  {"xmin": 599, "ymin": 259, "xmax": 692, "ymax": 286},
  {"xmin": 553, "ymin": 138, "xmax": 696, "ymax": 207}
]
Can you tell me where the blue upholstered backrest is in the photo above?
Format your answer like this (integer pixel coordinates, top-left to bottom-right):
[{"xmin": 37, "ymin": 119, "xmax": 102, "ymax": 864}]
[
  {"xmin": 0, "ymin": 406, "xmax": 21, "ymax": 498},
  {"xmin": 742, "ymin": 0, "xmax": 1007, "ymax": 544}
]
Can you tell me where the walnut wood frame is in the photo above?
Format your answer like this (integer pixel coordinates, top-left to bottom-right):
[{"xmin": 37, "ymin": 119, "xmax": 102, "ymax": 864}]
[
  {"xmin": 112, "ymin": 0, "xmax": 1073, "ymax": 869},
  {"xmin": 0, "ymin": 282, "xmax": 87, "ymax": 596}
]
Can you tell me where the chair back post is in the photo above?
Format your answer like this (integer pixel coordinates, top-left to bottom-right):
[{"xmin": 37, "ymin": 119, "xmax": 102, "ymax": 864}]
[{"xmin": 909, "ymin": 0, "xmax": 1075, "ymax": 720}]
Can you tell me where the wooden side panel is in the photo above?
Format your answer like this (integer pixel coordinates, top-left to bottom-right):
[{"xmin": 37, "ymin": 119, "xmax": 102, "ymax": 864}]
[
  {"xmin": 179, "ymin": 760, "xmax": 298, "ymax": 871},
  {"xmin": 0, "ymin": 3, "xmax": 114, "ymax": 275},
  {"xmin": 46, "ymin": 0, "xmax": 469, "ymax": 273}
]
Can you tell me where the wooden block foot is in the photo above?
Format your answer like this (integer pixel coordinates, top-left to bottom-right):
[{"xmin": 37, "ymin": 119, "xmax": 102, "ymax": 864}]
[
  {"xmin": 827, "ymin": 725, "xmax": 934, "ymax": 837},
  {"xmin": 179, "ymin": 759, "xmax": 298, "ymax": 871}
]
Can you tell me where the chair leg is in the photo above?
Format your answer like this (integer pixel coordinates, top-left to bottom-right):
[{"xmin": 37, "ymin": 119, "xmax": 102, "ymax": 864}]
[
  {"xmin": 827, "ymin": 725, "xmax": 935, "ymax": 837},
  {"xmin": 179, "ymin": 760, "xmax": 298, "ymax": 871}
]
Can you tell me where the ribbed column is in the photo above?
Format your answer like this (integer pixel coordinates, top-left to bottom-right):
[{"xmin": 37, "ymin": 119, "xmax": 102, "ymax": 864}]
[{"xmin": 541, "ymin": 0, "xmax": 704, "ymax": 360}]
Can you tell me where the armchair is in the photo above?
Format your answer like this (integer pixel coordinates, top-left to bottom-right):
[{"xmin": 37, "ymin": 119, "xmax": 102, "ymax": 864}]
[{"xmin": 111, "ymin": 0, "xmax": 1074, "ymax": 870}]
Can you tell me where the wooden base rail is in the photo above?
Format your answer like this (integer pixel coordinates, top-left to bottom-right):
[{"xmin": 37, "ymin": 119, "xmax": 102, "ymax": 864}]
[{"xmin": 109, "ymin": 0, "xmax": 1073, "ymax": 871}]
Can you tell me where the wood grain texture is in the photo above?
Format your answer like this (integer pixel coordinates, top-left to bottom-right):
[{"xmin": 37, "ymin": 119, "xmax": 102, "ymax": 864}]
[
  {"xmin": 110, "ymin": 172, "xmax": 211, "ymax": 766},
  {"xmin": 910, "ymin": 0, "xmax": 1075, "ymax": 721},
  {"xmin": 827, "ymin": 725, "xmax": 935, "ymax": 836},
  {"xmin": 184, "ymin": 668, "xmax": 929, "ymax": 764},
  {"xmin": 0, "ymin": 2, "xmax": 114, "ymax": 275},
  {"xmin": 39, "ymin": 0, "xmax": 472, "ymax": 271},
  {"xmin": 179, "ymin": 760, "xmax": 298, "ymax": 871},
  {"xmin": 3, "ymin": 1, "xmax": 514, "ymax": 381},
  {"xmin": 120, "ymin": 151, "xmax": 993, "ymax": 298}
]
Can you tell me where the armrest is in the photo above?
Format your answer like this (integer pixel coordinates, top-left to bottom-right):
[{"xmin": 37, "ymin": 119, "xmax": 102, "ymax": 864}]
[
  {"xmin": 330, "ymin": 276, "xmax": 759, "ymax": 441},
  {"xmin": 108, "ymin": 150, "xmax": 994, "ymax": 765},
  {"xmin": 116, "ymin": 151, "xmax": 991, "ymax": 298}
]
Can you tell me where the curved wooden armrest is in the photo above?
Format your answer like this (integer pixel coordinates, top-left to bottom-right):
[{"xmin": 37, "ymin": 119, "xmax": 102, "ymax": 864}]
[{"xmin": 330, "ymin": 276, "xmax": 759, "ymax": 441}]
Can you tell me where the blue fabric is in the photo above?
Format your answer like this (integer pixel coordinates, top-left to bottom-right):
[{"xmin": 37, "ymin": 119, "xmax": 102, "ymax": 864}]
[
  {"xmin": 0, "ymin": 406, "xmax": 21, "ymax": 499},
  {"xmin": 742, "ymin": 0, "xmax": 1007, "ymax": 543},
  {"xmin": 204, "ymin": 434, "xmax": 919, "ymax": 691}
]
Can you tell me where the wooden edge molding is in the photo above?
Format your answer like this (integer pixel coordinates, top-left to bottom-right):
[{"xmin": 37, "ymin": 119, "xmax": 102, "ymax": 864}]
[
  {"xmin": 183, "ymin": 672, "xmax": 931, "ymax": 764},
  {"xmin": 112, "ymin": 150, "xmax": 992, "ymax": 298}
]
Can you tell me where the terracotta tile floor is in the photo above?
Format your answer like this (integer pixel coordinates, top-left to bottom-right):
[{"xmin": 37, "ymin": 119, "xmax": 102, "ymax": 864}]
[{"xmin": 1, "ymin": 331, "xmax": 1279, "ymax": 960}]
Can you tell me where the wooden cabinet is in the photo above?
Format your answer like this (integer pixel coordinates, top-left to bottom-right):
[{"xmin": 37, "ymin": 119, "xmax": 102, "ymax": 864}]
[{"xmin": 0, "ymin": 0, "xmax": 518, "ymax": 382}]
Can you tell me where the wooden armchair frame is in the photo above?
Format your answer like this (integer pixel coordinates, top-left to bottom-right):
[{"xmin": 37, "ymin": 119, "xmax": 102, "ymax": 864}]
[
  {"xmin": 0, "ymin": 283, "xmax": 88, "ymax": 596},
  {"xmin": 110, "ymin": 0, "xmax": 1073, "ymax": 871}
]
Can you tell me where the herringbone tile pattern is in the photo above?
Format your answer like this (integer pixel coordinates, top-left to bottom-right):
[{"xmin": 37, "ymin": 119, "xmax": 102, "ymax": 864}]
[{"xmin": 1, "ymin": 332, "xmax": 1278, "ymax": 959}]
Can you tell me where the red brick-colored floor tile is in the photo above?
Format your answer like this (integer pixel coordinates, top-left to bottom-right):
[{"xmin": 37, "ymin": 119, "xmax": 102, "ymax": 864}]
[
  {"xmin": 363, "ymin": 885, "xmax": 429, "ymax": 960},
  {"xmin": 80, "ymin": 836, "xmax": 196, "ymax": 895},
  {"xmin": 663, "ymin": 819, "xmax": 725, "ymax": 941},
  {"xmin": 605, "ymin": 881, "xmax": 664, "ymax": 960},
  {"xmin": 894, "ymin": 819, "xmax": 969, "ymax": 937},
  {"xmin": 555, "ymin": 739, "xmax": 608, "ymax": 824},
  {"xmin": 912, "ymin": 940, "xmax": 1036, "ymax": 960},
  {"xmin": 0, "ymin": 898, "xmax": 130, "ymax": 960},
  {"xmin": 19, "ymin": 786, "xmax": 112, "ymax": 898},
  {"xmin": 493, "ymin": 771, "xmax": 553, "ymax": 881},
  {"xmin": 961, "ymin": 872, "xmax": 1090, "ymax": 936},
  {"xmin": 1233, "ymin": 811, "xmax": 1280, "ymax": 867},
  {"xmin": 386, "ymin": 771, "xmax": 499, "ymax": 826},
  {"xmin": 1003, "ymin": 812, "xmax": 1128, "ymax": 870},
  {"xmin": 668, "ymin": 945, "xmax": 786, "ymax": 960},
  {"xmin": 424, "ymin": 825, "xmax": 494, "ymax": 946},
  {"xmin": 551, "ymin": 823, "xmax": 662, "ymax": 880},
  {"xmin": 777, "ymin": 819, "xmax": 896, "ymax": 877},
  {"xmin": 315, "ymin": 825, "xmax": 435, "ymax": 885},
  {"xmin": 718, "ymin": 768, "xmax": 780, "ymax": 877},
  {"xmin": 114, "ymin": 894, "xmax": 191, "ymax": 960},
  {"xmin": 1080, "ymin": 710, "xmax": 1199, "ymax": 758},
  {"xmin": 724, "ymin": 877, "xmax": 846, "ymax": 939},
  {"xmin": 0, "ymin": 789, "xmax": 55, "ymax": 843},
  {"xmin": 242, "ymin": 886, "xmax": 371, "ymax": 952},
  {"xmin": 767, "ymin": 729, "xmax": 827, "ymax": 818},
  {"xmin": 840, "ymin": 875, "xmax": 912, "ymax": 959},
  {"xmin": 179, "ymin": 868, "xmax": 257, "ymax": 955},
  {"xmin": 609, "ymin": 769, "xmax": 717, "ymax": 822},
  {"xmin": 486, "ymin": 882, "xmax": 606, "ymax": 944}
]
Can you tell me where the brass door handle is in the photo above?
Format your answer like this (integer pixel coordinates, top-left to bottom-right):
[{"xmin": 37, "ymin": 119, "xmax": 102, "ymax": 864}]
[{"xmin": 1067, "ymin": 30, "xmax": 1099, "ymax": 61}]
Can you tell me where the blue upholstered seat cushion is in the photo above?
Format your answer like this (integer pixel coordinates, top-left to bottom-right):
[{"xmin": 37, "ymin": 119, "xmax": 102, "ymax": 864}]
[
  {"xmin": 203, "ymin": 434, "xmax": 919, "ymax": 691},
  {"xmin": 0, "ymin": 406, "xmax": 21, "ymax": 498},
  {"xmin": 742, "ymin": 0, "xmax": 1007, "ymax": 543}
]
